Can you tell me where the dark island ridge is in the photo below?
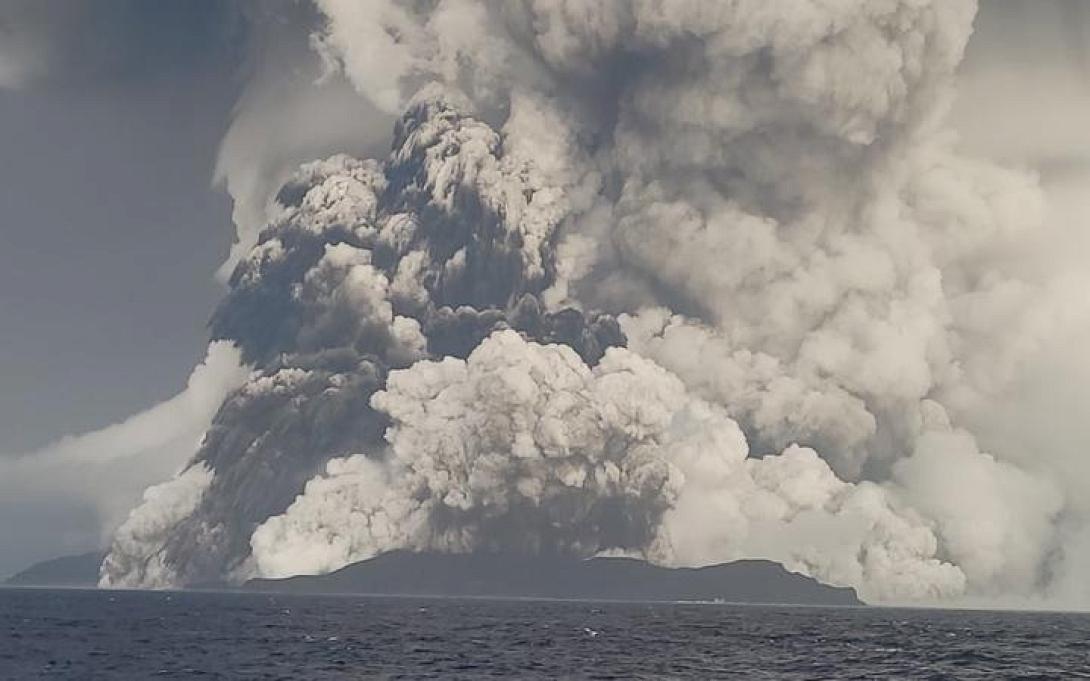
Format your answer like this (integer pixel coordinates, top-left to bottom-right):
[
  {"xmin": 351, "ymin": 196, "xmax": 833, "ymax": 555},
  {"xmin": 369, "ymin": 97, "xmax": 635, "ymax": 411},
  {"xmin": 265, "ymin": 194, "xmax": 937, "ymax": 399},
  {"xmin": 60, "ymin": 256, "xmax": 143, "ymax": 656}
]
[
  {"xmin": 6, "ymin": 550, "xmax": 862, "ymax": 606},
  {"xmin": 245, "ymin": 551, "xmax": 863, "ymax": 606}
]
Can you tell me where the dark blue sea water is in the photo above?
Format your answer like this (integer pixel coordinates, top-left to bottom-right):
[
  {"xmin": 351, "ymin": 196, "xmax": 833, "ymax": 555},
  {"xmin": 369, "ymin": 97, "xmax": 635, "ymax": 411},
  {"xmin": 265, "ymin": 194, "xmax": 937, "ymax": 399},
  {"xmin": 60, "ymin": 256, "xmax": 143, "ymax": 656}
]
[{"xmin": 1, "ymin": 588, "xmax": 1088, "ymax": 680}]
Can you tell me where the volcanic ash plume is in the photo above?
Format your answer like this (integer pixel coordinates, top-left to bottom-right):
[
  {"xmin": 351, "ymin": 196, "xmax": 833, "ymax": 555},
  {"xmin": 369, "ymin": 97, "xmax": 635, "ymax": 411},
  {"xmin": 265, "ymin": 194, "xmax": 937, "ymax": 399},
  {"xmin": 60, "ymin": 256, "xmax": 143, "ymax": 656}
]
[
  {"xmin": 251, "ymin": 329, "xmax": 966, "ymax": 601},
  {"xmin": 100, "ymin": 91, "xmax": 622, "ymax": 588},
  {"xmin": 103, "ymin": 0, "xmax": 1090, "ymax": 605}
]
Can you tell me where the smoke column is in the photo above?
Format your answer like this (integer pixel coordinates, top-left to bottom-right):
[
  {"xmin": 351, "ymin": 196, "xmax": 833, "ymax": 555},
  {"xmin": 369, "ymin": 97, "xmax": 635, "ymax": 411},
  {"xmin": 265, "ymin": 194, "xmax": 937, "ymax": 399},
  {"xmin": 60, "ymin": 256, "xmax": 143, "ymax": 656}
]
[{"xmin": 101, "ymin": 0, "xmax": 1090, "ymax": 606}]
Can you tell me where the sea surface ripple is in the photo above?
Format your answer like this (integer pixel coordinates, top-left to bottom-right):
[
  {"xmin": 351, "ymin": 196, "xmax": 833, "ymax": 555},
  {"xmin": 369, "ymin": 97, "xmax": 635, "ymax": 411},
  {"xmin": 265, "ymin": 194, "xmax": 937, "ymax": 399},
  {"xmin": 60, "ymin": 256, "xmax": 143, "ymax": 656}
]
[{"xmin": 2, "ymin": 588, "xmax": 1088, "ymax": 679}]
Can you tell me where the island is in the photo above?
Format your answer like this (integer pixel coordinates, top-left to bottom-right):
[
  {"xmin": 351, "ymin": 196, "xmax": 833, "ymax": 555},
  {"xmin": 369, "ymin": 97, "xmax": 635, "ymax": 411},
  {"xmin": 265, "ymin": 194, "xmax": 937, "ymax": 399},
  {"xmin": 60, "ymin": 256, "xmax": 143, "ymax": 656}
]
[
  {"xmin": 245, "ymin": 551, "xmax": 863, "ymax": 606},
  {"xmin": 7, "ymin": 549, "xmax": 863, "ymax": 606},
  {"xmin": 4, "ymin": 552, "xmax": 104, "ymax": 588}
]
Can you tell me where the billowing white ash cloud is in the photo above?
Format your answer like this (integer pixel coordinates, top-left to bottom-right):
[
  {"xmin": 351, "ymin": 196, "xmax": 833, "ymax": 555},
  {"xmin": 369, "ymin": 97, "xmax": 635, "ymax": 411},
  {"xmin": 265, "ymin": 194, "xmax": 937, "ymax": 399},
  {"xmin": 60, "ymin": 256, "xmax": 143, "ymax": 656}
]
[
  {"xmin": 252, "ymin": 329, "xmax": 966, "ymax": 601},
  {"xmin": 105, "ymin": 0, "xmax": 1090, "ymax": 605}
]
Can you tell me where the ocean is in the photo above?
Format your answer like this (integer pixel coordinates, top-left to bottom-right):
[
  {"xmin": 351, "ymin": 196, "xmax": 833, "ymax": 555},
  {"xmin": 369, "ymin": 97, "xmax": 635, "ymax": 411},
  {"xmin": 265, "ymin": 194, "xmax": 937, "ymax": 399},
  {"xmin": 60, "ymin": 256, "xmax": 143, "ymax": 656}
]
[{"xmin": 1, "ymin": 588, "xmax": 1087, "ymax": 679}]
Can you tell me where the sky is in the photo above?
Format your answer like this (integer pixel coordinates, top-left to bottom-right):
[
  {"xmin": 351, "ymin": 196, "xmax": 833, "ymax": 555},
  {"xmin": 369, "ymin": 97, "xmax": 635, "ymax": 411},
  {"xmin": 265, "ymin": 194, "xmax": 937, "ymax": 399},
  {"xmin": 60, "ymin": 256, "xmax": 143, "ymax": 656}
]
[
  {"xmin": 0, "ymin": 1, "xmax": 242, "ymax": 452},
  {"xmin": 1, "ymin": 0, "xmax": 1090, "ymax": 607}
]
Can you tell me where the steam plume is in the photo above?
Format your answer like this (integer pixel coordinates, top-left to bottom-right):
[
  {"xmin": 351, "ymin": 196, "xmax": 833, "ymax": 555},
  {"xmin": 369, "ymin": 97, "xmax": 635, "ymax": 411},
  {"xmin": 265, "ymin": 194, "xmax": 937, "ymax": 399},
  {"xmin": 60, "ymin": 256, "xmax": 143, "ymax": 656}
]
[{"xmin": 102, "ymin": 0, "xmax": 1090, "ymax": 606}]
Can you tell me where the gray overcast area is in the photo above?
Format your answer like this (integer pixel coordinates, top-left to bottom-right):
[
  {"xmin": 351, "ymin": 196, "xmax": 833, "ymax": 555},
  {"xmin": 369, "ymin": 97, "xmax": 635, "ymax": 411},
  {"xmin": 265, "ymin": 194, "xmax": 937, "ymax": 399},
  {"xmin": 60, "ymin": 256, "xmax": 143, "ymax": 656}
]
[
  {"xmin": 0, "ymin": 1, "xmax": 241, "ymax": 452},
  {"xmin": 1, "ymin": 1, "xmax": 1090, "ymax": 612}
]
